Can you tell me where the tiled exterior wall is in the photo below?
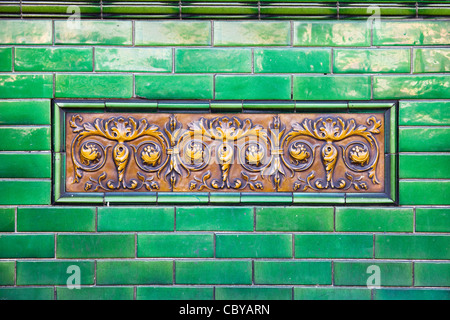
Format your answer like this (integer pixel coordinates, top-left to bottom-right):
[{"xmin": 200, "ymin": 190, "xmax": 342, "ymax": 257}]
[{"xmin": 0, "ymin": 19, "xmax": 449, "ymax": 300}]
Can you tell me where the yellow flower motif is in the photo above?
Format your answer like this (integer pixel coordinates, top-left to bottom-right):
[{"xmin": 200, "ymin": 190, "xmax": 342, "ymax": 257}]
[
  {"xmin": 141, "ymin": 145, "xmax": 160, "ymax": 167},
  {"xmin": 289, "ymin": 143, "xmax": 310, "ymax": 165},
  {"xmin": 185, "ymin": 142, "xmax": 204, "ymax": 164},
  {"xmin": 350, "ymin": 146, "xmax": 369, "ymax": 166},
  {"xmin": 80, "ymin": 143, "xmax": 100, "ymax": 165},
  {"xmin": 245, "ymin": 145, "xmax": 264, "ymax": 166}
]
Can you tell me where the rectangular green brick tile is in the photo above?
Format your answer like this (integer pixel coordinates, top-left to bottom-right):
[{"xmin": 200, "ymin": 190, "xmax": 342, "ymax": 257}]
[
  {"xmin": 97, "ymin": 261, "xmax": 173, "ymax": 285},
  {"xmin": 17, "ymin": 261, "xmax": 94, "ymax": 285},
  {"xmin": 375, "ymin": 235, "xmax": 450, "ymax": 260},
  {"xmin": 415, "ymin": 263, "xmax": 450, "ymax": 287},
  {"xmin": 98, "ymin": 207, "xmax": 174, "ymax": 232},
  {"xmin": 55, "ymin": 20, "xmax": 132, "ymax": 45},
  {"xmin": 0, "ymin": 208, "xmax": 14, "ymax": 232},
  {"xmin": 216, "ymin": 234, "xmax": 292, "ymax": 258},
  {"xmin": 399, "ymin": 181, "xmax": 450, "ymax": 205},
  {"xmin": 416, "ymin": 208, "xmax": 450, "ymax": 233},
  {"xmin": 400, "ymin": 128, "xmax": 450, "ymax": 152},
  {"xmin": 374, "ymin": 21, "xmax": 450, "ymax": 46},
  {"xmin": 0, "ymin": 127, "xmax": 50, "ymax": 151},
  {"xmin": 18, "ymin": 207, "xmax": 95, "ymax": 232},
  {"xmin": 55, "ymin": 74, "xmax": 133, "ymax": 98},
  {"xmin": 256, "ymin": 207, "xmax": 333, "ymax": 232},
  {"xmin": 57, "ymin": 234, "xmax": 135, "ymax": 258},
  {"xmin": 0, "ymin": 288, "xmax": 54, "ymax": 300},
  {"xmin": 176, "ymin": 207, "xmax": 253, "ymax": 231},
  {"xmin": 15, "ymin": 48, "xmax": 93, "ymax": 72},
  {"xmin": 0, "ymin": 180, "xmax": 51, "ymax": 205},
  {"xmin": 374, "ymin": 289, "xmax": 450, "ymax": 300},
  {"xmin": 175, "ymin": 48, "xmax": 251, "ymax": 73},
  {"xmin": 400, "ymin": 154, "xmax": 450, "ymax": 179},
  {"xmin": 176, "ymin": 261, "xmax": 252, "ymax": 285},
  {"xmin": 399, "ymin": 101, "xmax": 450, "ymax": 126},
  {"xmin": 254, "ymin": 261, "xmax": 331, "ymax": 285},
  {"xmin": 294, "ymin": 288, "xmax": 371, "ymax": 300},
  {"xmin": 414, "ymin": 49, "xmax": 450, "ymax": 73},
  {"xmin": 214, "ymin": 21, "xmax": 290, "ymax": 46},
  {"xmin": 137, "ymin": 287, "xmax": 213, "ymax": 300},
  {"xmin": 216, "ymin": 287, "xmax": 292, "ymax": 300},
  {"xmin": 95, "ymin": 48, "xmax": 172, "ymax": 73},
  {"xmin": 255, "ymin": 49, "xmax": 331, "ymax": 74},
  {"xmin": 135, "ymin": 75, "xmax": 213, "ymax": 100},
  {"xmin": 57, "ymin": 287, "xmax": 134, "ymax": 300},
  {"xmin": 0, "ymin": 234, "xmax": 54, "ymax": 258},
  {"xmin": 374, "ymin": 76, "xmax": 450, "ymax": 99},
  {"xmin": 295, "ymin": 234, "xmax": 373, "ymax": 259},
  {"xmin": 0, "ymin": 153, "xmax": 50, "ymax": 179},
  {"xmin": 0, "ymin": 20, "xmax": 52, "ymax": 44},
  {"xmin": 0, "ymin": 100, "xmax": 50, "ymax": 125},
  {"xmin": 293, "ymin": 76, "xmax": 371, "ymax": 100},
  {"xmin": 0, "ymin": 48, "xmax": 12, "ymax": 71},
  {"xmin": 334, "ymin": 262, "xmax": 412, "ymax": 287},
  {"xmin": 135, "ymin": 21, "xmax": 211, "ymax": 46},
  {"xmin": 138, "ymin": 234, "xmax": 213, "ymax": 258},
  {"xmin": 215, "ymin": 76, "xmax": 291, "ymax": 100},
  {"xmin": 0, "ymin": 74, "xmax": 53, "ymax": 98},
  {"xmin": 0, "ymin": 262, "xmax": 14, "ymax": 285},
  {"xmin": 336, "ymin": 207, "xmax": 413, "ymax": 232},
  {"xmin": 293, "ymin": 21, "xmax": 369, "ymax": 46},
  {"xmin": 334, "ymin": 49, "xmax": 410, "ymax": 73}
]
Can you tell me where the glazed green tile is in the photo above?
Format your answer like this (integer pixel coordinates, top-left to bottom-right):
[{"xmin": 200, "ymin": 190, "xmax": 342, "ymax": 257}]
[
  {"xmin": 57, "ymin": 287, "xmax": 134, "ymax": 300},
  {"xmin": 374, "ymin": 289, "xmax": 450, "ymax": 300},
  {"xmin": 97, "ymin": 261, "xmax": 173, "ymax": 285},
  {"xmin": 55, "ymin": 20, "xmax": 132, "ymax": 45},
  {"xmin": 0, "ymin": 262, "xmax": 14, "ymax": 285},
  {"xmin": 399, "ymin": 128, "xmax": 450, "ymax": 152},
  {"xmin": 0, "ymin": 180, "xmax": 51, "ymax": 205},
  {"xmin": 400, "ymin": 154, "xmax": 450, "ymax": 179},
  {"xmin": 374, "ymin": 76, "xmax": 450, "ymax": 99},
  {"xmin": 294, "ymin": 288, "xmax": 371, "ymax": 300},
  {"xmin": 17, "ymin": 261, "xmax": 94, "ymax": 285},
  {"xmin": 57, "ymin": 234, "xmax": 135, "ymax": 258},
  {"xmin": 104, "ymin": 193, "xmax": 156, "ymax": 204},
  {"xmin": 400, "ymin": 181, "xmax": 450, "ymax": 205},
  {"xmin": 334, "ymin": 49, "xmax": 410, "ymax": 73},
  {"xmin": 216, "ymin": 287, "xmax": 292, "ymax": 300},
  {"xmin": 15, "ymin": 48, "xmax": 93, "ymax": 72},
  {"xmin": 334, "ymin": 262, "xmax": 412, "ymax": 287},
  {"xmin": 0, "ymin": 234, "xmax": 53, "ymax": 258},
  {"xmin": 0, "ymin": 74, "xmax": 53, "ymax": 98},
  {"xmin": 210, "ymin": 103, "xmax": 242, "ymax": 113},
  {"xmin": 0, "ymin": 208, "xmax": 14, "ymax": 232},
  {"xmin": 135, "ymin": 21, "xmax": 211, "ymax": 46},
  {"xmin": 415, "ymin": 263, "xmax": 450, "ymax": 287},
  {"xmin": 95, "ymin": 48, "xmax": 172, "ymax": 72},
  {"xmin": 0, "ymin": 153, "xmax": 50, "ymax": 179},
  {"xmin": 157, "ymin": 193, "xmax": 209, "ymax": 204},
  {"xmin": 0, "ymin": 288, "xmax": 54, "ymax": 300},
  {"xmin": 254, "ymin": 49, "xmax": 330, "ymax": 73},
  {"xmin": 240, "ymin": 193, "xmax": 292, "ymax": 204},
  {"xmin": 399, "ymin": 101, "xmax": 450, "ymax": 126},
  {"xmin": 295, "ymin": 234, "xmax": 373, "ymax": 258},
  {"xmin": 414, "ymin": 49, "xmax": 450, "ymax": 73},
  {"xmin": 293, "ymin": 21, "xmax": 369, "ymax": 47},
  {"xmin": 0, "ymin": 48, "xmax": 12, "ymax": 71},
  {"xmin": 158, "ymin": 103, "xmax": 209, "ymax": 111},
  {"xmin": 176, "ymin": 261, "xmax": 252, "ymax": 285},
  {"xmin": 138, "ymin": 234, "xmax": 213, "ymax": 258},
  {"xmin": 55, "ymin": 74, "xmax": 133, "ymax": 98},
  {"xmin": 0, "ymin": 100, "xmax": 50, "ymax": 125},
  {"xmin": 214, "ymin": 21, "xmax": 290, "ymax": 46},
  {"xmin": 175, "ymin": 48, "xmax": 251, "ymax": 73},
  {"xmin": 18, "ymin": 207, "xmax": 95, "ymax": 232},
  {"xmin": 416, "ymin": 208, "xmax": 450, "ymax": 233},
  {"xmin": 293, "ymin": 192, "xmax": 345, "ymax": 204},
  {"xmin": 0, "ymin": 20, "xmax": 52, "ymax": 44},
  {"xmin": 336, "ymin": 208, "xmax": 413, "ymax": 232},
  {"xmin": 373, "ymin": 21, "xmax": 450, "ymax": 45},
  {"xmin": 243, "ymin": 102, "xmax": 295, "ymax": 112},
  {"xmin": 176, "ymin": 207, "xmax": 253, "ymax": 231},
  {"xmin": 215, "ymin": 76, "xmax": 291, "ymax": 100},
  {"xmin": 137, "ymin": 287, "xmax": 213, "ymax": 300},
  {"xmin": 0, "ymin": 127, "xmax": 50, "ymax": 151},
  {"xmin": 375, "ymin": 235, "xmax": 450, "ymax": 260},
  {"xmin": 136, "ymin": 75, "xmax": 213, "ymax": 100},
  {"xmin": 256, "ymin": 207, "xmax": 333, "ymax": 232},
  {"xmin": 216, "ymin": 234, "xmax": 292, "ymax": 258},
  {"xmin": 293, "ymin": 76, "xmax": 371, "ymax": 100},
  {"xmin": 105, "ymin": 102, "xmax": 157, "ymax": 109},
  {"xmin": 254, "ymin": 261, "xmax": 331, "ymax": 285},
  {"xmin": 98, "ymin": 207, "xmax": 174, "ymax": 232}
]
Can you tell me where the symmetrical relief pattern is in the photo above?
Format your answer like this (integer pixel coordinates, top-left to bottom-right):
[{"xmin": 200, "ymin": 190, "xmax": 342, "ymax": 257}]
[{"xmin": 66, "ymin": 113, "xmax": 385, "ymax": 193}]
